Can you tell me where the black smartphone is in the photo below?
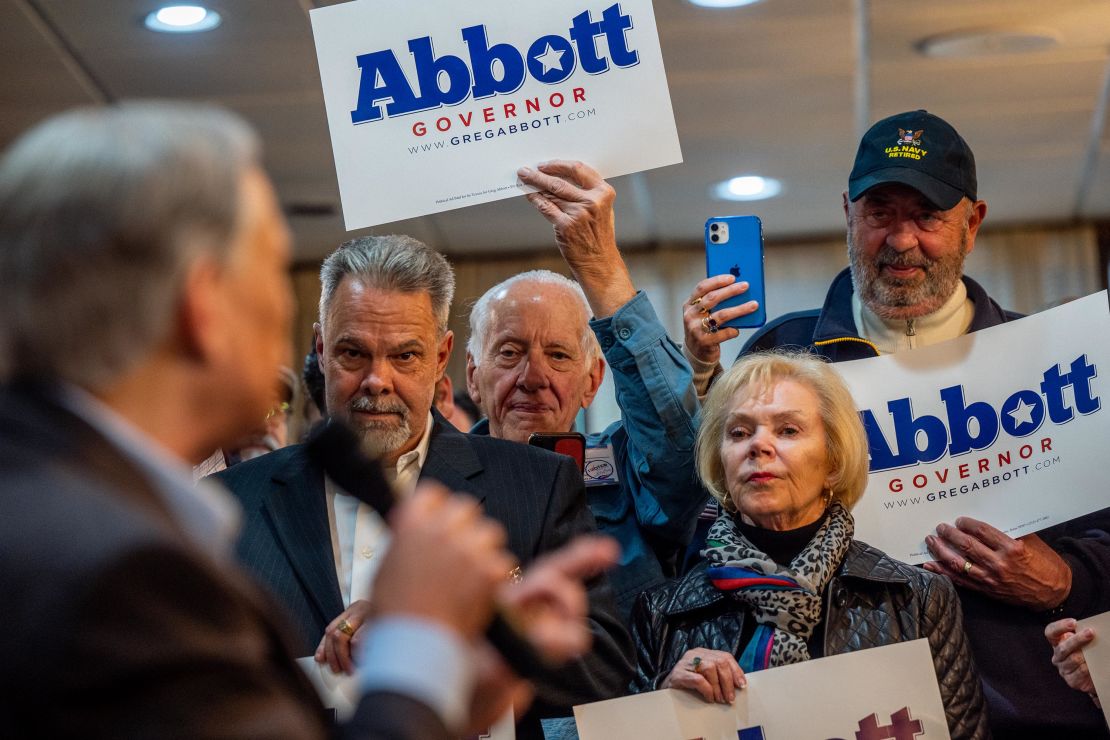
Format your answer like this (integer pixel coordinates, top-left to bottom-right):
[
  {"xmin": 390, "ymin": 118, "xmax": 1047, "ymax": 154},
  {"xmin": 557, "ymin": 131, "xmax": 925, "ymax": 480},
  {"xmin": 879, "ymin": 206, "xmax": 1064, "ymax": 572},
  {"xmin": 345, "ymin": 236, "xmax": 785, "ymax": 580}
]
[
  {"xmin": 527, "ymin": 432, "xmax": 586, "ymax": 473},
  {"xmin": 705, "ymin": 215, "xmax": 767, "ymax": 329}
]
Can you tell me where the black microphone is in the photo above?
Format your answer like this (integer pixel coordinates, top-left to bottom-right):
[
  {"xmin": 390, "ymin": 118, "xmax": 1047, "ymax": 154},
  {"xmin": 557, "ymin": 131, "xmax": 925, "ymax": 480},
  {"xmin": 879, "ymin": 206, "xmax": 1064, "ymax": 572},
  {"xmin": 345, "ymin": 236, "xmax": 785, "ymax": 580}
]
[{"xmin": 305, "ymin": 421, "xmax": 552, "ymax": 680}]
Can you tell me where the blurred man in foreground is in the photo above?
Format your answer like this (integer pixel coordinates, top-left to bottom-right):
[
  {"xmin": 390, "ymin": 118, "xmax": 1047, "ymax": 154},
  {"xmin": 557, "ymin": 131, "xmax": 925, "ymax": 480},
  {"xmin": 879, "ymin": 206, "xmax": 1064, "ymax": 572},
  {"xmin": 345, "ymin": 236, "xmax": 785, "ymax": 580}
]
[{"xmin": 0, "ymin": 103, "xmax": 614, "ymax": 739}]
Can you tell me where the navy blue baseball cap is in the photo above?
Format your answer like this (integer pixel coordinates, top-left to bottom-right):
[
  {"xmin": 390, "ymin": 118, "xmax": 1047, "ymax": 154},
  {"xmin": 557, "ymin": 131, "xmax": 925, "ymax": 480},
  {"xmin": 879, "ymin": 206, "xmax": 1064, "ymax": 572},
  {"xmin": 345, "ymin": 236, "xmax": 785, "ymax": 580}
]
[{"xmin": 848, "ymin": 110, "xmax": 977, "ymax": 210}]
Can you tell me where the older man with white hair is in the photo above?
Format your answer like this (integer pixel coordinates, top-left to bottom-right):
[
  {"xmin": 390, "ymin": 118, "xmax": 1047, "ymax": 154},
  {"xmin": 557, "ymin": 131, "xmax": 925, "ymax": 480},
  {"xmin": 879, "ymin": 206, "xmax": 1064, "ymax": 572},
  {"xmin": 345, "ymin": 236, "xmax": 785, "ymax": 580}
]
[{"xmin": 469, "ymin": 162, "xmax": 709, "ymax": 621}]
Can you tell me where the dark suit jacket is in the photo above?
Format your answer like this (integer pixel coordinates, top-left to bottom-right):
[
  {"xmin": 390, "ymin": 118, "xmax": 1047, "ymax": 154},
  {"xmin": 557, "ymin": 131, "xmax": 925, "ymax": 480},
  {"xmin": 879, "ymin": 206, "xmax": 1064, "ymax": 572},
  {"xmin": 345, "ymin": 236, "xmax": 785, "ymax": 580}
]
[
  {"xmin": 0, "ymin": 384, "xmax": 449, "ymax": 739},
  {"xmin": 218, "ymin": 412, "xmax": 634, "ymax": 735}
]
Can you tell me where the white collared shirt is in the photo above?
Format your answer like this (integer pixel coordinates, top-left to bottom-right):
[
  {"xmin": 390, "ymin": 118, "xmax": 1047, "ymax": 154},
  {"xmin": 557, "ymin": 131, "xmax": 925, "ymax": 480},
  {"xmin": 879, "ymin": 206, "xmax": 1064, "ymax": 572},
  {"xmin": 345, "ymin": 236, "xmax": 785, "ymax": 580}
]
[{"xmin": 324, "ymin": 412, "xmax": 434, "ymax": 606}]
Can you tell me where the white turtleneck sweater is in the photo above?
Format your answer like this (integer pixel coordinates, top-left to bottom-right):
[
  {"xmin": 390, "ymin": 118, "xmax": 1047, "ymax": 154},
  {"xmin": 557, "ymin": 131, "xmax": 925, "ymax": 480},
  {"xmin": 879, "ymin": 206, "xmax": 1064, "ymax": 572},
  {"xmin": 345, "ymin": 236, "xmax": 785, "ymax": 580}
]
[{"xmin": 851, "ymin": 280, "xmax": 975, "ymax": 354}]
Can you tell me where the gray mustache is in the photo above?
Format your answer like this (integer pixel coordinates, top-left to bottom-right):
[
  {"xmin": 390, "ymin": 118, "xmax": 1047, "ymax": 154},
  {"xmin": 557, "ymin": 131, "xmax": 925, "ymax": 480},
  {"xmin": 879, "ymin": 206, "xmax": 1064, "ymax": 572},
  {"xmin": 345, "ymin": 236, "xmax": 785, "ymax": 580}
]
[
  {"xmin": 349, "ymin": 397, "xmax": 408, "ymax": 416},
  {"xmin": 876, "ymin": 246, "xmax": 928, "ymax": 270}
]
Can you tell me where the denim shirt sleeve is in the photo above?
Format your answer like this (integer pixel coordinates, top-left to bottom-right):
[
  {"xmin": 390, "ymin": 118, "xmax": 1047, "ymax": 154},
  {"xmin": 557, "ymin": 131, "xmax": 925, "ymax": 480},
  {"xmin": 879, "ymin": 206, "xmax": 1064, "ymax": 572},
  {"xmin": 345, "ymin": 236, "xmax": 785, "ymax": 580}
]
[{"xmin": 589, "ymin": 291, "xmax": 707, "ymax": 544}]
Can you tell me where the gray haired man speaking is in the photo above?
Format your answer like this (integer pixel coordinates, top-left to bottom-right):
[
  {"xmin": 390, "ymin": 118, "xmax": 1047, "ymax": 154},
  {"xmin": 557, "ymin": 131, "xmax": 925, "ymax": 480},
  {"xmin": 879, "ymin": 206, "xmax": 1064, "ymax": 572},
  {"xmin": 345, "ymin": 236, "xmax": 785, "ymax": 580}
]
[{"xmin": 0, "ymin": 103, "xmax": 611, "ymax": 739}]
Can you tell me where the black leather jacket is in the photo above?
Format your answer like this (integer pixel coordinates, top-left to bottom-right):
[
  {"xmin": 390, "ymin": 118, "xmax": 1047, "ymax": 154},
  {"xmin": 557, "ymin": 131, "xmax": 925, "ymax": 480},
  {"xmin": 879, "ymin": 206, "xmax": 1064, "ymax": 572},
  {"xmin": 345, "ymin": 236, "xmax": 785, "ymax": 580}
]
[{"xmin": 631, "ymin": 540, "xmax": 990, "ymax": 740}]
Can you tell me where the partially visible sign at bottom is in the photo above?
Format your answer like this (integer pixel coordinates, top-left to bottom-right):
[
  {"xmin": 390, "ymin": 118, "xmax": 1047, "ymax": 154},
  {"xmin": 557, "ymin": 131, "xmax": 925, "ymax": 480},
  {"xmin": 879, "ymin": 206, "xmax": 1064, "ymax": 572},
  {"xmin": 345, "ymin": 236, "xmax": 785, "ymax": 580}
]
[
  {"xmin": 1077, "ymin": 609, "xmax": 1110, "ymax": 730},
  {"xmin": 574, "ymin": 640, "xmax": 950, "ymax": 740}
]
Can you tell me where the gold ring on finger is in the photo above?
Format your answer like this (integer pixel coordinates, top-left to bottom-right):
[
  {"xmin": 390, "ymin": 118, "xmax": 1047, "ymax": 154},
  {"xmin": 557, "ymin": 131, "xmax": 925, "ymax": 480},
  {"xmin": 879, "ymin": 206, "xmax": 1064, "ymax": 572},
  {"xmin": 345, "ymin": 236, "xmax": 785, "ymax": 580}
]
[
  {"xmin": 337, "ymin": 619, "xmax": 356, "ymax": 637},
  {"xmin": 689, "ymin": 296, "xmax": 702, "ymax": 307},
  {"xmin": 962, "ymin": 560, "xmax": 973, "ymax": 575}
]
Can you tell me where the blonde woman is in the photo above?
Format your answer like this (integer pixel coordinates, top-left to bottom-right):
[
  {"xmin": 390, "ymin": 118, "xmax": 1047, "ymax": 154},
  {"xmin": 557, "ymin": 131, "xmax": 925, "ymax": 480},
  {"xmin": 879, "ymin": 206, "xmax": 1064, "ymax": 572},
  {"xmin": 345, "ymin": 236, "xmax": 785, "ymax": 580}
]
[{"xmin": 630, "ymin": 351, "xmax": 988, "ymax": 739}]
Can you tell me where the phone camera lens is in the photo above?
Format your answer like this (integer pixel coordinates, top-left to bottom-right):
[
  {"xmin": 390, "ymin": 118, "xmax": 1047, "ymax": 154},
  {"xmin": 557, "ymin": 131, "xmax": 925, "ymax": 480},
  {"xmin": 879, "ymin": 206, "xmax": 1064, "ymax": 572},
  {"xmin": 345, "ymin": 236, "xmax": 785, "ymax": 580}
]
[
  {"xmin": 710, "ymin": 223, "xmax": 719, "ymax": 231},
  {"xmin": 710, "ymin": 234, "xmax": 720, "ymax": 243}
]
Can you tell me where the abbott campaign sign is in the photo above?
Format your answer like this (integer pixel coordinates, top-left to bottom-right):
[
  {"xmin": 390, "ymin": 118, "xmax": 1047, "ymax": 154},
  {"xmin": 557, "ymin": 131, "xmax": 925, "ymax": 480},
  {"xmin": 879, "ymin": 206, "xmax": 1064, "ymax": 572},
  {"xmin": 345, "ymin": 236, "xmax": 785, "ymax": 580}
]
[
  {"xmin": 575, "ymin": 639, "xmax": 950, "ymax": 739},
  {"xmin": 839, "ymin": 291, "xmax": 1110, "ymax": 564},
  {"xmin": 310, "ymin": 0, "xmax": 681, "ymax": 228}
]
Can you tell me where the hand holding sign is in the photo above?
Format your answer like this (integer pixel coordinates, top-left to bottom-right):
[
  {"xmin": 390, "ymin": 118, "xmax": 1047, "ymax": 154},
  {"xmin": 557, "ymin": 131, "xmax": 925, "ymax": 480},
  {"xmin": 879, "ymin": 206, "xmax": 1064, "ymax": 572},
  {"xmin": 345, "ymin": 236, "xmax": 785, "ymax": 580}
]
[
  {"xmin": 839, "ymin": 292, "xmax": 1110, "ymax": 565},
  {"xmin": 1045, "ymin": 618, "xmax": 1099, "ymax": 704},
  {"xmin": 519, "ymin": 160, "xmax": 636, "ymax": 318},
  {"xmin": 923, "ymin": 516, "xmax": 1072, "ymax": 609},
  {"xmin": 659, "ymin": 648, "xmax": 746, "ymax": 705},
  {"xmin": 574, "ymin": 640, "xmax": 951, "ymax": 740}
]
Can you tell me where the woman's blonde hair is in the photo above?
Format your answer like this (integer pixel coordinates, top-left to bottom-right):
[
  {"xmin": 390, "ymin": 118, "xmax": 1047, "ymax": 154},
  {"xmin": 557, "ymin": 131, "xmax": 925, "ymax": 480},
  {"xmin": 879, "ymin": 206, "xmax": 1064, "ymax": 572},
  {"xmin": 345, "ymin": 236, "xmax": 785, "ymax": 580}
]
[{"xmin": 695, "ymin": 350, "xmax": 870, "ymax": 512}]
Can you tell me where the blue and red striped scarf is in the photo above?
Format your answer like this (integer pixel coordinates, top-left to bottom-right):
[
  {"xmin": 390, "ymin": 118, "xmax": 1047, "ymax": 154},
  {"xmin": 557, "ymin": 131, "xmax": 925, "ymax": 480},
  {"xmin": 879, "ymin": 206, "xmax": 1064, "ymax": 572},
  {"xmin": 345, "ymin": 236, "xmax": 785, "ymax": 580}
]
[{"xmin": 702, "ymin": 502, "xmax": 854, "ymax": 672}]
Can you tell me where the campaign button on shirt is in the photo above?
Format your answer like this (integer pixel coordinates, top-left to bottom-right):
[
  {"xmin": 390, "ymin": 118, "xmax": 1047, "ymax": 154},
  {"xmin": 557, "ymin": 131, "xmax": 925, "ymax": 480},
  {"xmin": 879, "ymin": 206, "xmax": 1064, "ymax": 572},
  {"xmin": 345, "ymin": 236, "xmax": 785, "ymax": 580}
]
[{"xmin": 584, "ymin": 445, "xmax": 619, "ymax": 487}]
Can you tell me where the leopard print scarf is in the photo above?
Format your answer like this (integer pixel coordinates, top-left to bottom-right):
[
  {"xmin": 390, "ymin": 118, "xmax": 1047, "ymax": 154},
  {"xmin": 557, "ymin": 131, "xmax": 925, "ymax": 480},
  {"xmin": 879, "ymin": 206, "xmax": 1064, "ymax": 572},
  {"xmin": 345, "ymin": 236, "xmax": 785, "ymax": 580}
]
[{"xmin": 702, "ymin": 501, "xmax": 853, "ymax": 671}]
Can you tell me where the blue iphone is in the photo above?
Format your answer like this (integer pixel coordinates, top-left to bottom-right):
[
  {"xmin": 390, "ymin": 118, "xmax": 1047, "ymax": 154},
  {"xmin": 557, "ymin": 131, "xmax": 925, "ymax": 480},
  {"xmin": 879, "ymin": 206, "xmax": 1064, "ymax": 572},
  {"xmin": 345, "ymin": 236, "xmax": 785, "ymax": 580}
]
[{"xmin": 704, "ymin": 215, "xmax": 766, "ymax": 329}]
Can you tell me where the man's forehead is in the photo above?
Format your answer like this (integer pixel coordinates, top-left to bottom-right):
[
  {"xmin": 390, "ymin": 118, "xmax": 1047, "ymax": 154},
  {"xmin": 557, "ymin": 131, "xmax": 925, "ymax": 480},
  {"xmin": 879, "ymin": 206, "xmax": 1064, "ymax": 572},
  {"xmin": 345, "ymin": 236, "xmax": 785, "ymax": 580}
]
[
  {"xmin": 326, "ymin": 278, "xmax": 437, "ymax": 332},
  {"xmin": 487, "ymin": 282, "xmax": 588, "ymax": 340},
  {"xmin": 334, "ymin": 277, "xmax": 433, "ymax": 310},
  {"xmin": 500, "ymin": 280, "xmax": 589, "ymax": 316},
  {"xmin": 857, "ymin": 183, "xmax": 943, "ymax": 210}
]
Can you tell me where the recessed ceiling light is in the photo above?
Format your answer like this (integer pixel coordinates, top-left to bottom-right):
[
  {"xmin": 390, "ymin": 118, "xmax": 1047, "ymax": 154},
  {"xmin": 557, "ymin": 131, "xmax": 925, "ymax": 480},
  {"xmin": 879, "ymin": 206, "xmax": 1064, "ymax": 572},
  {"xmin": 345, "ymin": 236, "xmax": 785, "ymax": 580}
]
[
  {"xmin": 918, "ymin": 28, "xmax": 1058, "ymax": 58},
  {"xmin": 145, "ymin": 5, "xmax": 222, "ymax": 33},
  {"xmin": 687, "ymin": 0, "xmax": 762, "ymax": 7},
  {"xmin": 713, "ymin": 175, "xmax": 782, "ymax": 201}
]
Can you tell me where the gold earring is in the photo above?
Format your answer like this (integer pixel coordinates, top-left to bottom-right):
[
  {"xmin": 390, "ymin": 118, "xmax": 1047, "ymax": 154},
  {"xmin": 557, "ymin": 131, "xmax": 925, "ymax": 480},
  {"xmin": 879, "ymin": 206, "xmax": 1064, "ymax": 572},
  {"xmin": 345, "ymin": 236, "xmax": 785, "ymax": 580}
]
[{"xmin": 823, "ymin": 487, "xmax": 834, "ymax": 506}]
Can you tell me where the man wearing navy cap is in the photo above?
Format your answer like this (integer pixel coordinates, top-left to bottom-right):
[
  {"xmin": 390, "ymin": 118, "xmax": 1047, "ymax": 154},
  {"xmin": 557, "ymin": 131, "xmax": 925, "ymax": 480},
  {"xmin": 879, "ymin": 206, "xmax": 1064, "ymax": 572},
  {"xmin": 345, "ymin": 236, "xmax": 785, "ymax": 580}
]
[
  {"xmin": 687, "ymin": 110, "xmax": 1110, "ymax": 739},
  {"xmin": 739, "ymin": 109, "xmax": 1002, "ymax": 358}
]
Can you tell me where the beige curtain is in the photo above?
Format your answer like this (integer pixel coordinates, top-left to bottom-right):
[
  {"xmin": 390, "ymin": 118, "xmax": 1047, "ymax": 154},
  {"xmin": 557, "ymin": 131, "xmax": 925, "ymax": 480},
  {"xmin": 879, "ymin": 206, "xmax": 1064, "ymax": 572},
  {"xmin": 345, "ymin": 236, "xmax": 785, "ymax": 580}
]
[
  {"xmin": 963, "ymin": 226, "xmax": 1101, "ymax": 314},
  {"xmin": 290, "ymin": 267, "xmax": 323, "ymax": 369}
]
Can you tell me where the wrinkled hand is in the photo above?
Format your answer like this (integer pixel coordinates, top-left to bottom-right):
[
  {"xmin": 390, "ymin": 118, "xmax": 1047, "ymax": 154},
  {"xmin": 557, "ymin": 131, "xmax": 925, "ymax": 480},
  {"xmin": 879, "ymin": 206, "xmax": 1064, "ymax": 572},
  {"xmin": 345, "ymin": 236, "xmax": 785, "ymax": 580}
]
[
  {"xmin": 682, "ymin": 275, "xmax": 759, "ymax": 366},
  {"xmin": 1045, "ymin": 618, "xmax": 1099, "ymax": 705},
  {"xmin": 315, "ymin": 598, "xmax": 374, "ymax": 675},
  {"xmin": 499, "ymin": 535, "xmax": 620, "ymax": 664},
  {"xmin": 373, "ymin": 482, "xmax": 516, "ymax": 640},
  {"xmin": 661, "ymin": 648, "xmax": 746, "ymax": 704},
  {"xmin": 923, "ymin": 516, "xmax": 1072, "ymax": 609},
  {"xmin": 517, "ymin": 160, "xmax": 634, "ymax": 317}
]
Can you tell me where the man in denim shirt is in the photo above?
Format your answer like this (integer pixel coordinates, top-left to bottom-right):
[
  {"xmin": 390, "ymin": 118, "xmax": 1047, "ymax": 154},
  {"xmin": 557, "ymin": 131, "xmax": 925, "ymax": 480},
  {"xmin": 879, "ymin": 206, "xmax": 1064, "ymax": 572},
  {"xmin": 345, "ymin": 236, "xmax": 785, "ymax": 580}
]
[{"xmin": 466, "ymin": 160, "xmax": 709, "ymax": 620}]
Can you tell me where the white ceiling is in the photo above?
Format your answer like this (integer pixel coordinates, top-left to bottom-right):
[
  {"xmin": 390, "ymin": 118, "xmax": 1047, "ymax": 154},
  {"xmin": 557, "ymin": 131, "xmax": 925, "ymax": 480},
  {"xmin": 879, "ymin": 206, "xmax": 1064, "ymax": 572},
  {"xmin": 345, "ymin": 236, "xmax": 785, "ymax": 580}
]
[{"xmin": 5, "ymin": 0, "xmax": 1110, "ymax": 261}]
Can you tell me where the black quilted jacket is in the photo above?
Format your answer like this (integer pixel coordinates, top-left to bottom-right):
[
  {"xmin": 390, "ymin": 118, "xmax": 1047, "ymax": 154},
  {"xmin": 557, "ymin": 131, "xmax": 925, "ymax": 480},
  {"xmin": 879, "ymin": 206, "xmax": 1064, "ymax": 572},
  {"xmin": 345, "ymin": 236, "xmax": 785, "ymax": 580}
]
[{"xmin": 630, "ymin": 539, "xmax": 990, "ymax": 740}]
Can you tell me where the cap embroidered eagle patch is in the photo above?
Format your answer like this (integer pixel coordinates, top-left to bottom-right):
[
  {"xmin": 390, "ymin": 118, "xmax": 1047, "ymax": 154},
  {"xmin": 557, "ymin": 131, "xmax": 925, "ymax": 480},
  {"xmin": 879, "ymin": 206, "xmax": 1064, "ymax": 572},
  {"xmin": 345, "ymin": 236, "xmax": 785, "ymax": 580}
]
[{"xmin": 898, "ymin": 128, "xmax": 923, "ymax": 146}]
